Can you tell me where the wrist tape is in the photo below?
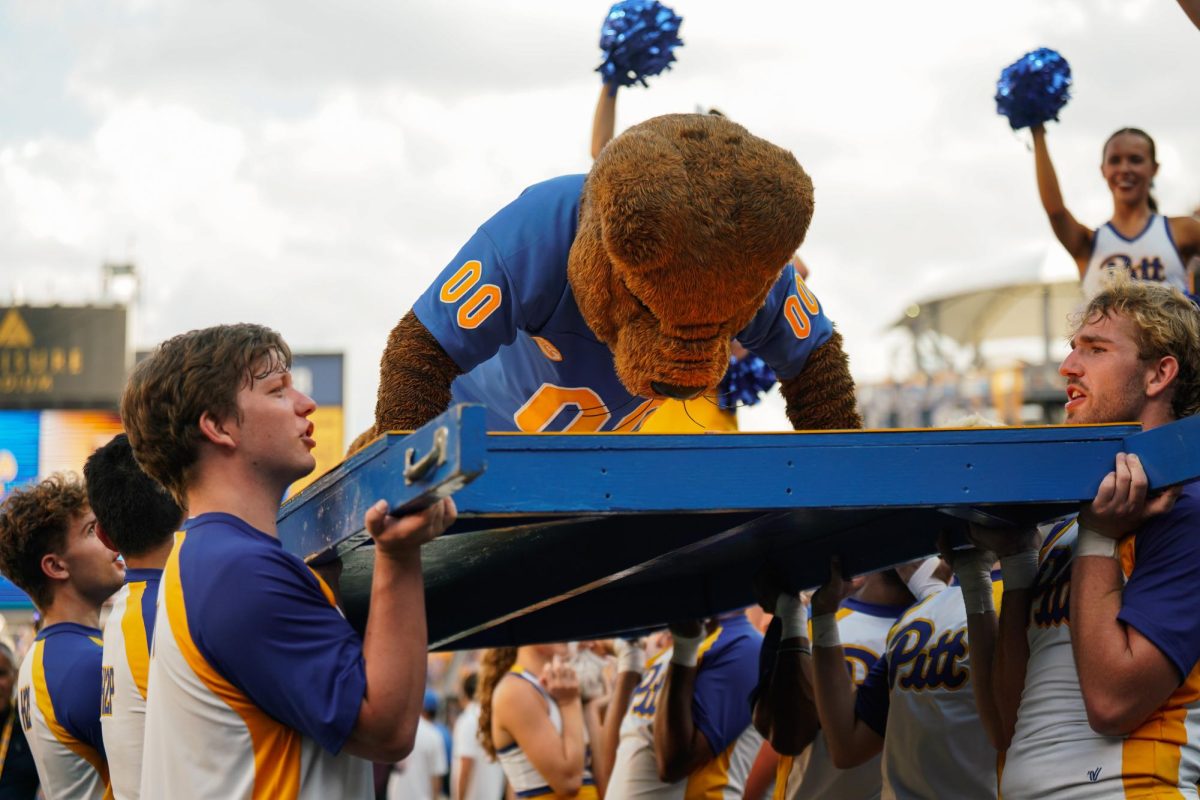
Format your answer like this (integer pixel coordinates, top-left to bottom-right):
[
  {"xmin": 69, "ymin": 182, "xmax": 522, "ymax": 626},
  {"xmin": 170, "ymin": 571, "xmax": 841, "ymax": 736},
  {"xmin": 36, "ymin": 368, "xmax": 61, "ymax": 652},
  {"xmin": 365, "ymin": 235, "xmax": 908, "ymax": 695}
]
[
  {"xmin": 1076, "ymin": 525, "xmax": 1118, "ymax": 559},
  {"xmin": 811, "ymin": 613, "xmax": 841, "ymax": 649},
  {"xmin": 954, "ymin": 551, "xmax": 996, "ymax": 615},
  {"xmin": 1000, "ymin": 549, "xmax": 1039, "ymax": 591},
  {"xmin": 670, "ymin": 633, "xmax": 705, "ymax": 668},
  {"xmin": 776, "ymin": 593, "xmax": 809, "ymax": 642},
  {"xmin": 904, "ymin": 557, "xmax": 948, "ymax": 601}
]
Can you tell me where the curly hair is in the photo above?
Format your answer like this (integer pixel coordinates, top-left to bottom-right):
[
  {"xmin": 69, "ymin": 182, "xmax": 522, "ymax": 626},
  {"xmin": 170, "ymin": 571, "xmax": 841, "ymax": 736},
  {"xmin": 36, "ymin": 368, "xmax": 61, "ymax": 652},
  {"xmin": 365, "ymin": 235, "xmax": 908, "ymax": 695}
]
[
  {"xmin": 84, "ymin": 434, "xmax": 183, "ymax": 558},
  {"xmin": 0, "ymin": 474, "xmax": 88, "ymax": 610},
  {"xmin": 1072, "ymin": 279, "xmax": 1200, "ymax": 420},
  {"xmin": 476, "ymin": 647, "xmax": 518, "ymax": 758},
  {"xmin": 121, "ymin": 324, "xmax": 291, "ymax": 506}
]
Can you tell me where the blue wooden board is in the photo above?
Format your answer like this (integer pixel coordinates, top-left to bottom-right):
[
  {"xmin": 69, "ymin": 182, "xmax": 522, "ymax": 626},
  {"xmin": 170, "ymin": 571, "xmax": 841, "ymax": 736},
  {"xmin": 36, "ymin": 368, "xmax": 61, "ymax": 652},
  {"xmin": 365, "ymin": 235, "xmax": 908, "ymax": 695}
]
[{"xmin": 276, "ymin": 408, "xmax": 1200, "ymax": 650}]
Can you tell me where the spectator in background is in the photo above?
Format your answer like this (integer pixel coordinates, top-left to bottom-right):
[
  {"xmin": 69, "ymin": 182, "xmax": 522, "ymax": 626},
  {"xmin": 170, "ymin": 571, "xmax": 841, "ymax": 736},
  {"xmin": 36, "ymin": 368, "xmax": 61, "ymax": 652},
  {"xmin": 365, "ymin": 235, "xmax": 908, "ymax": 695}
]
[
  {"xmin": 387, "ymin": 690, "xmax": 449, "ymax": 800},
  {"xmin": 0, "ymin": 643, "xmax": 38, "ymax": 799},
  {"xmin": 453, "ymin": 672, "xmax": 505, "ymax": 800},
  {"xmin": 0, "ymin": 474, "xmax": 124, "ymax": 799},
  {"xmin": 478, "ymin": 645, "xmax": 600, "ymax": 799}
]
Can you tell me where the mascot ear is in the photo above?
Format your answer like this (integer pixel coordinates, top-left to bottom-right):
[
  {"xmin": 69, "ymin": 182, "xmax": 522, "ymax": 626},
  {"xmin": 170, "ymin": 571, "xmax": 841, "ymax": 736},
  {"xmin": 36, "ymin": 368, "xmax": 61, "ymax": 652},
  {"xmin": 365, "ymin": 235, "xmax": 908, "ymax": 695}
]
[
  {"xmin": 588, "ymin": 114, "xmax": 814, "ymax": 285},
  {"xmin": 589, "ymin": 125, "xmax": 688, "ymax": 271}
]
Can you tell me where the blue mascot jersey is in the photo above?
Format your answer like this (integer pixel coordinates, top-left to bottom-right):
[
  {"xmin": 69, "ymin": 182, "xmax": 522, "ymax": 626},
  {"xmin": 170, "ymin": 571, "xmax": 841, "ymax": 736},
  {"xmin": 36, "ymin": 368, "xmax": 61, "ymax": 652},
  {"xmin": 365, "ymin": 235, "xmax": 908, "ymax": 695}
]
[{"xmin": 413, "ymin": 174, "xmax": 834, "ymax": 432}]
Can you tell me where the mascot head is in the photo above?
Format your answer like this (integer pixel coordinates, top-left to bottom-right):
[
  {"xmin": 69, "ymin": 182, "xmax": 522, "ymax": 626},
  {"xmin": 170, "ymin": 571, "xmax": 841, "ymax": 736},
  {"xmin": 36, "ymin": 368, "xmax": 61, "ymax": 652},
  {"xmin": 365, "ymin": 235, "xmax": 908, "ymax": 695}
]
[{"xmin": 568, "ymin": 113, "xmax": 814, "ymax": 400}]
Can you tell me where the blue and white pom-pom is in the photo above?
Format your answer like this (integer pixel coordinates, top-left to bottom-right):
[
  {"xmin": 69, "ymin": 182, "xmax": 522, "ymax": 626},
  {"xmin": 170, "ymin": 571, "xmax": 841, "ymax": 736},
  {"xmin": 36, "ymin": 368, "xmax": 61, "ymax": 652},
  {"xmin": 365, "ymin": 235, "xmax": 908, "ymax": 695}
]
[
  {"xmin": 995, "ymin": 48, "xmax": 1072, "ymax": 130},
  {"xmin": 718, "ymin": 355, "xmax": 777, "ymax": 411},
  {"xmin": 596, "ymin": 0, "xmax": 684, "ymax": 92}
]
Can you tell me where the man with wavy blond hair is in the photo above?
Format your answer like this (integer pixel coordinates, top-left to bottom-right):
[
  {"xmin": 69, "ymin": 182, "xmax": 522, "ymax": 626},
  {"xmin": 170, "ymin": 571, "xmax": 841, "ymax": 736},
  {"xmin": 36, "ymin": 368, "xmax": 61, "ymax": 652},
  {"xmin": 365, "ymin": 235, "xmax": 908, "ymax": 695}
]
[{"xmin": 968, "ymin": 280, "xmax": 1200, "ymax": 799}]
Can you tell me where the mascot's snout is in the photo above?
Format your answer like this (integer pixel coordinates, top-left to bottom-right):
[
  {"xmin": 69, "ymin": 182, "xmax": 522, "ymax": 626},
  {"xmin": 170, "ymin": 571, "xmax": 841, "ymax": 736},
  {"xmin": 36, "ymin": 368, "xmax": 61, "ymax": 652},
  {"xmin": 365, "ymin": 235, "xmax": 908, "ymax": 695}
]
[{"xmin": 651, "ymin": 381, "xmax": 705, "ymax": 400}]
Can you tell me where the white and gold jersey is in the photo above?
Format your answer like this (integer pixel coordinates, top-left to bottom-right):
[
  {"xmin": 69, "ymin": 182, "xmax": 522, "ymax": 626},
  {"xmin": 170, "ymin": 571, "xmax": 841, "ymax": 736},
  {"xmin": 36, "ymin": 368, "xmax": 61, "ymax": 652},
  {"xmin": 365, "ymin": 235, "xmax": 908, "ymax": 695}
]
[
  {"xmin": 1003, "ymin": 489, "xmax": 1200, "ymax": 798},
  {"xmin": 100, "ymin": 568, "xmax": 159, "ymax": 800},
  {"xmin": 140, "ymin": 515, "xmax": 372, "ymax": 799},
  {"xmin": 610, "ymin": 614, "xmax": 764, "ymax": 800},
  {"xmin": 16, "ymin": 622, "xmax": 111, "ymax": 800}
]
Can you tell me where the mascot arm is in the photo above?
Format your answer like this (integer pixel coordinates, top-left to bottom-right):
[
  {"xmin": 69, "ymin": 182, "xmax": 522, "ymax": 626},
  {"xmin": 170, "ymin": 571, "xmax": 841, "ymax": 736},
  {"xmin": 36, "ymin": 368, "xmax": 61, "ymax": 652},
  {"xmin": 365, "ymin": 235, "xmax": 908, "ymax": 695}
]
[
  {"xmin": 373, "ymin": 310, "xmax": 463, "ymax": 433},
  {"xmin": 780, "ymin": 330, "xmax": 862, "ymax": 431}
]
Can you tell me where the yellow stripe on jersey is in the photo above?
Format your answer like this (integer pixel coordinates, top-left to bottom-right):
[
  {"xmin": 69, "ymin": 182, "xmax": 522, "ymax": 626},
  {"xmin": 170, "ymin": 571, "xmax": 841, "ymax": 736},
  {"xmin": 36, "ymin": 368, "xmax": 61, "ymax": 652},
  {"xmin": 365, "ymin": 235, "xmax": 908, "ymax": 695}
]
[
  {"xmin": 1119, "ymin": 533, "xmax": 1200, "ymax": 798},
  {"xmin": 773, "ymin": 755, "xmax": 792, "ymax": 800},
  {"xmin": 165, "ymin": 531, "xmax": 302, "ymax": 800},
  {"xmin": 31, "ymin": 640, "xmax": 113, "ymax": 799},
  {"xmin": 121, "ymin": 582, "xmax": 151, "ymax": 700},
  {"xmin": 306, "ymin": 567, "xmax": 338, "ymax": 608},
  {"xmin": 684, "ymin": 737, "xmax": 735, "ymax": 799}
]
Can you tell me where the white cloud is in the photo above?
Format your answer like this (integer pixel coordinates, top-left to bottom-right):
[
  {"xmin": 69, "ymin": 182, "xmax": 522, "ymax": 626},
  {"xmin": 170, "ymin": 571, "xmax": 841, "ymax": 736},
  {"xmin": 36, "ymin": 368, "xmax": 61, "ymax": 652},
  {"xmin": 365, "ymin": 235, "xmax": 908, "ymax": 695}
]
[{"xmin": 1, "ymin": 0, "xmax": 1197, "ymax": 438}]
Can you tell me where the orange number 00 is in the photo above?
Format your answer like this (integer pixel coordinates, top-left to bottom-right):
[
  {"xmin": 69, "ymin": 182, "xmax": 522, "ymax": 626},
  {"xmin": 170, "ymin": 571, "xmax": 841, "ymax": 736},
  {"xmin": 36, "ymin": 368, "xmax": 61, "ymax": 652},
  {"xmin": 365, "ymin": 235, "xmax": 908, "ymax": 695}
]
[
  {"xmin": 439, "ymin": 260, "xmax": 502, "ymax": 330},
  {"xmin": 784, "ymin": 272, "xmax": 821, "ymax": 340}
]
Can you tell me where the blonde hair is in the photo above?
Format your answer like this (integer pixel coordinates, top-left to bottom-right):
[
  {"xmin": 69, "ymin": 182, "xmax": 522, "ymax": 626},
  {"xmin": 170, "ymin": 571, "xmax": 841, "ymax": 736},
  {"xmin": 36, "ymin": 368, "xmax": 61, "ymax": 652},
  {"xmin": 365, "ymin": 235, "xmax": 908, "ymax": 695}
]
[{"xmin": 1071, "ymin": 279, "xmax": 1200, "ymax": 419}]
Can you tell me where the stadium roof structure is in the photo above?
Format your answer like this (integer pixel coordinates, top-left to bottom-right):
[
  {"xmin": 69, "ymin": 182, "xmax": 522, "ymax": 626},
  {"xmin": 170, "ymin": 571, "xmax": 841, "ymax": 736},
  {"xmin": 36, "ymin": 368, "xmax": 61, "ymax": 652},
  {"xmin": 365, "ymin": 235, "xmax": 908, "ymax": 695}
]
[
  {"xmin": 892, "ymin": 277, "xmax": 1084, "ymax": 361},
  {"xmin": 278, "ymin": 404, "xmax": 1200, "ymax": 650}
]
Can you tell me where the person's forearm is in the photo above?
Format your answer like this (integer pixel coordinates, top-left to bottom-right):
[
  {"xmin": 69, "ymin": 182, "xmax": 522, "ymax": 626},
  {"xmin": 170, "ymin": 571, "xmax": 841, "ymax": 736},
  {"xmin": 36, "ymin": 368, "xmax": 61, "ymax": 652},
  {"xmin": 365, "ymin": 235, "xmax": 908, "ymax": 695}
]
[
  {"xmin": 758, "ymin": 648, "xmax": 818, "ymax": 755},
  {"xmin": 965, "ymin": 609, "xmax": 1003, "ymax": 748},
  {"xmin": 591, "ymin": 84, "xmax": 617, "ymax": 159},
  {"xmin": 558, "ymin": 701, "xmax": 587, "ymax": 785},
  {"xmin": 1070, "ymin": 553, "xmax": 1157, "ymax": 734},
  {"xmin": 953, "ymin": 555, "xmax": 1003, "ymax": 750},
  {"xmin": 598, "ymin": 670, "xmax": 640, "ymax": 781},
  {"xmin": 653, "ymin": 664, "xmax": 701, "ymax": 782},
  {"xmin": 345, "ymin": 549, "xmax": 428, "ymax": 760},
  {"xmin": 584, "ymin": 699, "xmax": 608, "ymax": 797},
  {"xmin": 455, "ymin": 758, "xmax": 474, "ymax": 800},
  {"xmin": 811, "ymin": 640, "xmax": 867, "ymax": 768},
  {"xmin": 992, "ymin": 588, "xmax": 1032, "ymax": 749},
  {"xmin": 1032, "ymin": 127, "xmax": 1067, "ymax": 217}
]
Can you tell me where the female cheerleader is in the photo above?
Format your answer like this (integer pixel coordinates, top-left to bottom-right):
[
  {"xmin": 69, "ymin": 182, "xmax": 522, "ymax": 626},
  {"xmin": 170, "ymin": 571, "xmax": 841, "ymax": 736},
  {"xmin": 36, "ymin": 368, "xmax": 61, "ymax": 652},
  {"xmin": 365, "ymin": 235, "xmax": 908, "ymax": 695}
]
[{"xmin": 1030, "ymin": 124, "xmax": 1200, "ymax": 298}]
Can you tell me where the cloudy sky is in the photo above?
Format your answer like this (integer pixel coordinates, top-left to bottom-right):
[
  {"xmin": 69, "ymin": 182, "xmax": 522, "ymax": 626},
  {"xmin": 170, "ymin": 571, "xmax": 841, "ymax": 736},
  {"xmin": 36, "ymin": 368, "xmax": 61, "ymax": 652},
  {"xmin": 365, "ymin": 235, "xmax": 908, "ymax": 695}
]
[{"xmin": 2, "ymin": 0, "xmax": 1198, "ymax": 436}]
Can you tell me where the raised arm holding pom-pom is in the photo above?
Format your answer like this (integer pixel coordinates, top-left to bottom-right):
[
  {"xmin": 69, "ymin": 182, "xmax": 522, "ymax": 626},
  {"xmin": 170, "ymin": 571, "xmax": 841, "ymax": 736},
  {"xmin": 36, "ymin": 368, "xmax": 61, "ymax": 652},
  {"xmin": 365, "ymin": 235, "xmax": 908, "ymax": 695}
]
[{"xmin": 1031, "ymin": 125, "xmax": 1091, "ymax": 274}]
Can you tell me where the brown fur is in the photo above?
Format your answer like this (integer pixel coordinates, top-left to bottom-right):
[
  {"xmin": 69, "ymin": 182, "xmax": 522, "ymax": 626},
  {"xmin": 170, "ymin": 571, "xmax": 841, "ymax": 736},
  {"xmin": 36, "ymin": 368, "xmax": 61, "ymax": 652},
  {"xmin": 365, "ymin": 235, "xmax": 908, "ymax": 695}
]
[
  {"xmin": 569, "ymin": 114, "xmax": 814, "ymax": 398},
  {"xmin": 374, "ymin": 310, "xmax": 461, "ymax": 433},
  {"xmin": 372, "ymin": 114, "xmax": 856, "ymax": 440},
  {"xmin": 781, "ymin": 331, "xmax": 862, "ymax": 430}
]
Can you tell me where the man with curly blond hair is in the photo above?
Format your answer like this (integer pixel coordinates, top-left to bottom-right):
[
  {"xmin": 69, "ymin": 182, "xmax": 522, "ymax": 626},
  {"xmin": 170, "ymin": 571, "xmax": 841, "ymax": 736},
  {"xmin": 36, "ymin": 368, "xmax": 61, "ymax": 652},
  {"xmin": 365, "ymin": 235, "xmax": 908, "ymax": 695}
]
[
  {"xmin": 963, "ymin": 279, "xmax": 1200, "ymax": 798},
  {"xmin": 0, "ymin": 473, "xmax": 124, "ymax": 799},
  {"xmin": 122, "ymin": 322, "xmax": 456, "ymax": 799}
]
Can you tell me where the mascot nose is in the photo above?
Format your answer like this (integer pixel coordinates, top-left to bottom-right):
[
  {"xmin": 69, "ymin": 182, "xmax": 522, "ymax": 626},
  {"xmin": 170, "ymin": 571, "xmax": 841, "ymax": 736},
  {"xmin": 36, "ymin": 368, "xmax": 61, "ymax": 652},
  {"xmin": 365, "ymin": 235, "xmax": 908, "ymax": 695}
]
[{"xmin": 651, "ymin": 381, "xmax": 705, "ymax": 400}]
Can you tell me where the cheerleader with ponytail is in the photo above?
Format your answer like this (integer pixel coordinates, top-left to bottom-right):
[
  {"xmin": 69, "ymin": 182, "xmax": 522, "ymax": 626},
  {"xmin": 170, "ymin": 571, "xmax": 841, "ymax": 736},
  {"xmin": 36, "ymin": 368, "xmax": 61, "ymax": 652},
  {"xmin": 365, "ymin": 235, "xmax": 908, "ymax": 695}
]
[{"xmin": 478, "ymin": 645, "xmax": 601, "ymax": 799}]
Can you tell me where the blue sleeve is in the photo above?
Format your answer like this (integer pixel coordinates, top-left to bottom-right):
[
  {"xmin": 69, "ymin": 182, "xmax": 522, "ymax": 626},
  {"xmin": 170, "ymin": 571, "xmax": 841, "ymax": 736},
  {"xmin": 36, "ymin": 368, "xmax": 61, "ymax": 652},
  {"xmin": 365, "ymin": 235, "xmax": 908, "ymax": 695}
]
[
  {"xmin": 692, "ymin": 631, "xmax": 761, "ymax": 756},
  {"xmin": 1117, "ymin": 488, "xmax": 1200, "ymax": 682},
  {"xmin": 52, "ymin": 640, "xmax": 105, "ymax": 756},
  {"xmin": 854, "ymin": 655, "xmax": 891, "ymax": 738},
  {"xmin": 193, "ymin": 548, "xmax": 367, "ymax": 754},
  {"xmin": 411, "ymin": 176, "xmax": 582, "ymax": 373},
  {"xmin": 736, "ymin": 264, "xmax": 834, "ymax": 381}
]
